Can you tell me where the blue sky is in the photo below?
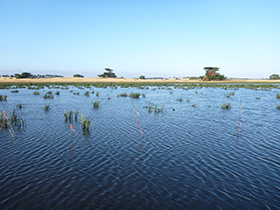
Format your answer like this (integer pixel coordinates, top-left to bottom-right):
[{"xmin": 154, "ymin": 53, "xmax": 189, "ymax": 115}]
[{"xmin": 0, "ymin": 0, "xmax": 279, "ymax": 78}]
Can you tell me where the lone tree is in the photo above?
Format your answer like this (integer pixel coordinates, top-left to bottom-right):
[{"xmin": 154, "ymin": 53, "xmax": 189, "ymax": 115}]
[
  {"xmin": 201, "ymin": 67, "xmax": 226, "ymax": 81},
  {"xmin": 98, "ymin": 68, "xmax": 117, "ymax": 78},
  {"xmin": 269, "ymin": 74, "xmax": 280, "ymax": 80}
]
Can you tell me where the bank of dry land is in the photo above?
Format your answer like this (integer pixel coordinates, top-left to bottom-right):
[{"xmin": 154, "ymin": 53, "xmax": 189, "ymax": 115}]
[{"xmin": 1, "ymin": 77, "xmax": 280, "ymax": 84}]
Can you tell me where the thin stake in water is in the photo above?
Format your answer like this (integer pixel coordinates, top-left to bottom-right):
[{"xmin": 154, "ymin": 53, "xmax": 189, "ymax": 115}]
[
  {"xmin": 68, "ymin": 124, "xmax": 79, "ymax": 136},
  {"xmin": 131, "ymin": 101, "xmax": 144, "ymax": 138},
  {"xmin": 238, "ymin": 97, "xmax": 246, "ymax": 136}
]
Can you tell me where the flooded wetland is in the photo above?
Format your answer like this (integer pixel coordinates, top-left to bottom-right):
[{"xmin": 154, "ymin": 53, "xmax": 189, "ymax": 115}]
[{"xmin": 1, "ymin": 82, "xmax": 280, "ymax": 209}]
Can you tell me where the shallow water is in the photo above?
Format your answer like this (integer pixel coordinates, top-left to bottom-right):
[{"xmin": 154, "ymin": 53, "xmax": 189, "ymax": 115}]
[{"xmin": 0, "ymin": 85, "xmax": 280, "ymax": 209}]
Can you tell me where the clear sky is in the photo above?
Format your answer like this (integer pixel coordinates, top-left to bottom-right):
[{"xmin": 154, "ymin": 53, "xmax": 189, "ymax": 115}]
[{"xmin": 0, "ymin": 0, "xmax": 279, "ymax": 78}]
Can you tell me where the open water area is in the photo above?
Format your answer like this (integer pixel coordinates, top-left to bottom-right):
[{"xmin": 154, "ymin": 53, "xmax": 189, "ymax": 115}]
[{"xmin": 0, "ymin": 84, "xmax": 280, "ymax": 209}]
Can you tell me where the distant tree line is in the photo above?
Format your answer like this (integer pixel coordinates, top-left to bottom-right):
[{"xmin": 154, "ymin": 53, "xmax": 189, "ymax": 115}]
[{"xmin": 0, "ymin": 72, "xmax": 64, "ymax": 79}]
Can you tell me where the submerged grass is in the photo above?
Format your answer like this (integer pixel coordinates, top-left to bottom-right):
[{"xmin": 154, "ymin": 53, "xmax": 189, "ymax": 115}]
[
  {"xmin": 44, "ymin": 103, "xmax": 51, "ymax": 111},
  {"xmin": 221, "ymin": 102, "xmax": 231, "ymax": 109},
  {"xmin": 0, "ymin": 110, "xmax": 26, "ymax": 130},
  {"xmin": 81, "ymin": 113, "xmax": 93, "ymax": 131},
  {"xmin": 0, "ymin": 95, "xmax": 7, "ymax": 101},
  {"xmin": 144, "ymin": 103, "xmax": 165, "ymax": 113},
  {"xmin": 130, "ymin": 92, "xmax": 141, "ymax": 98},
  {"xmin": 91, "ymin": 100, "xmax": 100, "ymax": 108}
]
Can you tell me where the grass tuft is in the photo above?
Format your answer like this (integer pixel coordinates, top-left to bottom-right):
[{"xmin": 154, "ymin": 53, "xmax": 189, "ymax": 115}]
[
  {"xmin": 130, "ymin": 92, "xmax": 141, "ymax": 98},
  {"xmin": 221, "ymin": 102, "xmax": 231, "ymax": 109},
  {"xmin": 92, "ymin": 100, "xmax": 100, "ymax": 108}
]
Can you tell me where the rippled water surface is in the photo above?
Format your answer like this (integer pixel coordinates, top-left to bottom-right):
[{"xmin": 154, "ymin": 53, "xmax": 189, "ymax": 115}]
[{"xmin": 1, "ymin": 85, "xmax": 280, "ymax": 209}]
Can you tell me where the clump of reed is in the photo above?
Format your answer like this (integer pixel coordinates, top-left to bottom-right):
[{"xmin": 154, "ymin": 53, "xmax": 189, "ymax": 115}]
[
  {"xmin": 43, "ymin": 93, "xmax": 54, "ymax": 99},
  {"xmin": 44, "ymin": 103, "xmax": 51, "ymax": 111},
  {"xmin": 96, "ymin": 92, "xmax": 99, "ymax": 97},
  {"xmin": 277, "ymin": 93, "xmax": 280, "ymax": 99},
  {"xmin": 226, "ymin": 92, "xmax": 235, "ymax": 98},
  {"xmin": 81, "ymin": 113, "xmax": 93, "ymax": 131},
  {"xmin": 256, "ymin": 97, "xmax": 261, "ymax": 99},
  {"xmin": 91, "ymin": 100, "xmax": 100, "ymax": 108},
  {"xmin": 130, "ymin": 92, "xmax": 141, "ymax": 98},
  {"xmin": 84, "ymin": 91, "xmax": 90, "ymax": 97},
  {"xmin": 11, "ymin": 90, "xmax": 19, "ymax": 93},
  {"xmin": 0, "ymin": 95, "xmax": 7, "ymax": 101},
  {"xmin": 120, "ymin": 93, "xmax": 128, "ymax": 97},
  {"xmin": 221, "ymin": 102, "xmax": 231, "ymax": 109},
  {"xmin": 144, "ymin": 103, "xmax": 165, "ymax": 113},
  {"xmin": 64, "ymin": 110, "xmax": 74, "ymax": 121},
  {"xmin": 55, "ymin": 91, "xmax": 60, "ymax": 95},
  {"xmin": 74, "ymin": 109, "xmax": 78, "ymax": 120},
  {"xmin": 16, "ymin": 103, "xmax": 22, "ymax": 109},
  {"xmin": 0, "ymin": 110, "xmax": 26, "ymax": 130},
  {"xmin": 33, "ymin": 91, "xmax": 40, "ymax": 95},
  {"xmin": 177, "ymin": 97, "xmax": 183, "ymax": 102},
  {"xmin": 276, "ymin": 104, "xmax": 280, "ymax": 109},
  {"xmin": 191, "ymin": 103, "xmax": 197, "ymax": 107}
]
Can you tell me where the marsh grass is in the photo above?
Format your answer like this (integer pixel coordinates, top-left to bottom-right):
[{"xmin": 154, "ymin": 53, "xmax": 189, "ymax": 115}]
[
  {"xmin": 226, "ymin": 92, "xmax": 235, "ymax": 98},
  {"xmin": 55, "ymin": 91, "xmax": 60, "ymax": 95},
  {"xmin": 120, "ymin": 93, "xmax": 128, "ymax": 97},
  {"xmin": 91, "ymin": 100, "xmax": 100, "ymax": 108},
  {"xmin": 74, "ymin": 109, "xmax": 78, "ymax": 120},
  {"xmin": 16, "ymin": 103, "xmax": 23, "ymax": 109},
  {"xmin": 177, "ymin": 97, "xmax": 183, "ymax": 102},
  {"xmin": 221, "ymin": 102, "xmax": 231, "ymax": 109},
  {"xmin": 130, "ymin": 92, "xmax": 140, "ymax": 98},
  {"xmin": 43, "ymin": 93, "xmax": 54, "ymax": 99},
  {"xmin": 277, "ymin": 93, "xmax": 280, "ymax": 99},
  {"xmin": 191, "ymin": 103, "xmax": 197, "ymax": 107},
  {"xmin": 84, "ymin": 91, "xmax": 89, "ymax": 97},
  {"xmin": 33, "ymin": 91, "xmax": 40, "ymax": 95},
  {"xmin": 0, "ymin": 95, "xmax": 7, "ymax": 101},
  {"xmin": 44, "ymin": 103, "xmax": 51, "ymax": 111},
  {"xmin": 64, "ymin": 111, "xmax": 73, "ymax": 121},
  {"xmin": 144, "ymin": 103, "xmax": 165, "ymax": 113},
  {"xmin": 1, "ymin": 110, "xmax": 27, "ymax": 130},
  {"xmin": 96, "ymin": 92, "xmax": 99, "ymax": 97},
  {"xmin": 81, "ymin": 113, "xmax": 93, "ymax": 131}
]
